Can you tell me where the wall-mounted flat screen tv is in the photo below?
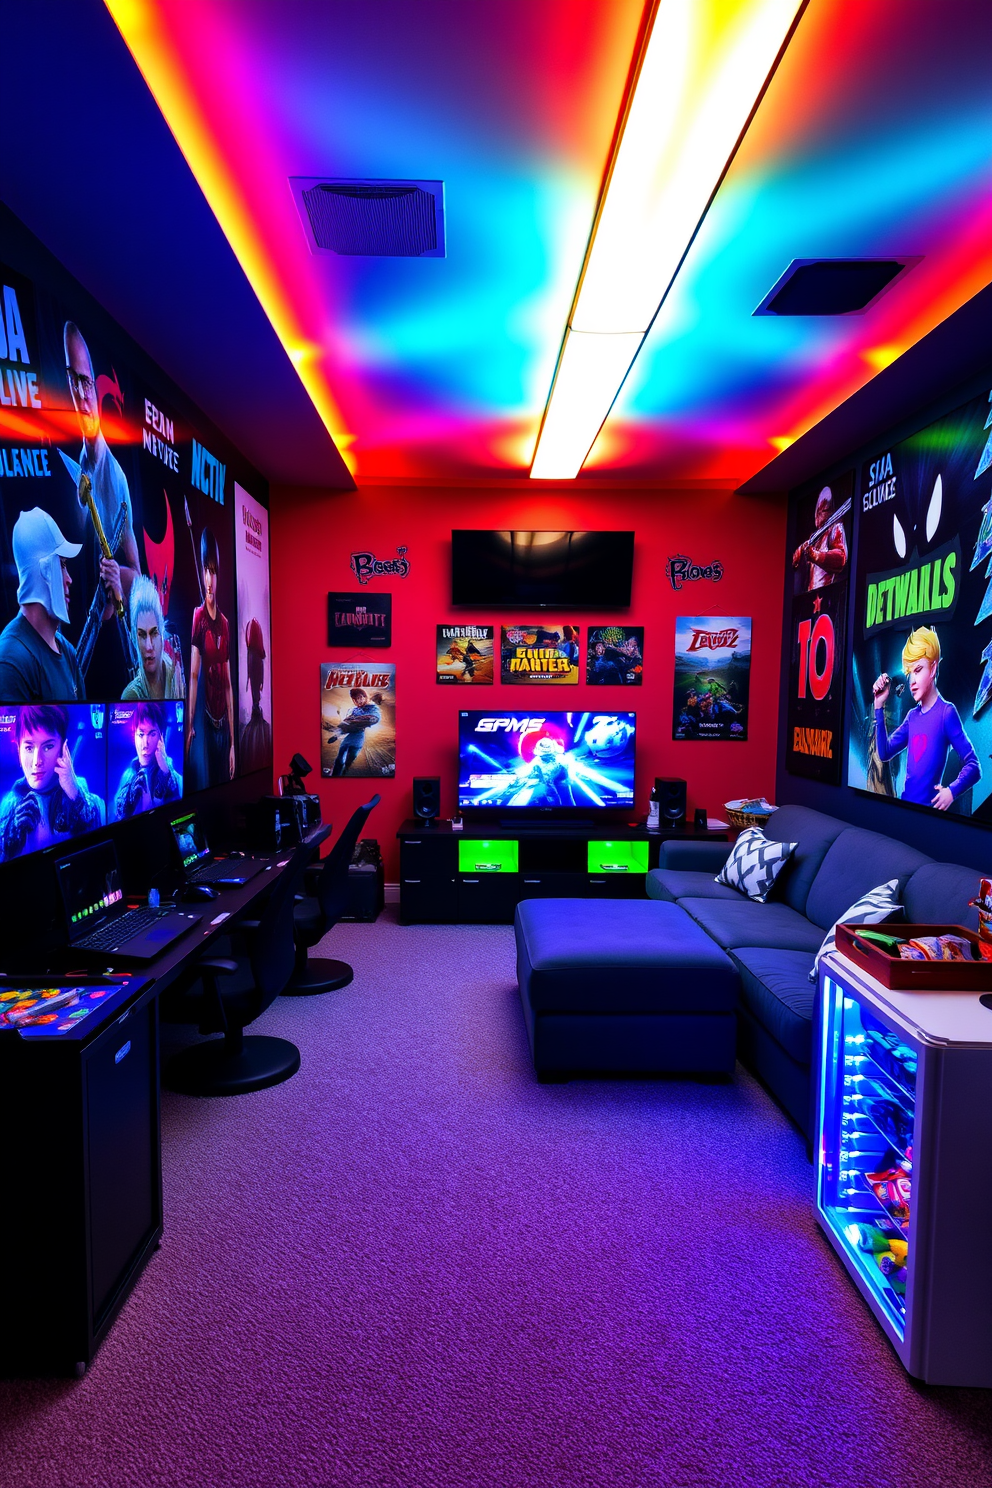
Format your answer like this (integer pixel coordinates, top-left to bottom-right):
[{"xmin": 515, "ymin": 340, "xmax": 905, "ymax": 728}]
[
  {"xmin": 458, "ymin": 710, "xmax": 635, "ymax": 813},
  {"xmin": 451, "ymin": 531, "xmax": 633, "ymax": 608}
]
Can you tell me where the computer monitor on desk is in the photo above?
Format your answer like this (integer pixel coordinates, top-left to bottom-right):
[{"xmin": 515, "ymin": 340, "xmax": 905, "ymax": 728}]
[{"xmin": 171, "ymin": 810, "xmax": 210, "ymax": 873}]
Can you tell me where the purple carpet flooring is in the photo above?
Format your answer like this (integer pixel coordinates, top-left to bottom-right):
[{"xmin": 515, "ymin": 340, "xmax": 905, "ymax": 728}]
[{"xmin": 2, "ymin": 910, "xmax": 991, "ymax": 1487}]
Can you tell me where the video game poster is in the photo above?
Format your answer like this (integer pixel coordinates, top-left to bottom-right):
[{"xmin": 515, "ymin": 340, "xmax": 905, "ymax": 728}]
[
  {"xmin": 672, "ymin": 617, "xmax": 750, "ymax": 741},
  {"xmin": 586, "ymin": 626, "xmax": 643, "ymax": 685},
  {"xmin": 320, "ymin": 661, "xmax": 396, "ymax": 779},
  {"xmin": 848, "ymin": 391, "xmax": 992, "ymax": 822},
  {"xmin": 436, "ymin": 624, "xmax": 493, "ymax": 684},
  {"xmin": 784, "ymin": 470, "xmax": 853, "ymax": 783},
  {"xmin": 500, "ymin": 623, "xmax": 580, "ymax": 684},
  {"xmin": 327, "ymin": 592, "xmax": 391, "ymax": 648}
]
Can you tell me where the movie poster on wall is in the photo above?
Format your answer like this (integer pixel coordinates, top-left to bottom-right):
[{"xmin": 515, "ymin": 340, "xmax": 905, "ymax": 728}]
[
  {"xmin": 182, "ymin": 446, "xmax": 236, "ymax": 794},
  {"xmin": 0, "ymin": 252, "xmax": 249, "ymax": 812},
  {"xmin": 848, "ymin": 392, "xmax": 992, "ymax": 821},
  {"xmin": 586, "ymin": 626, "xmax": 644, "ymax": 685},
  {"xmin": 320, "ymin": 662, "xmax": 395, "ymax": 778},
  {"xmin": 235, "ymin": 484, "xmax": 272, "ymax": 774},
  {"xmin": 500, "ymin": 623, "xmax": 580, "ymax": 684},
  {"xmin": 784, "ymin": 471, "xmax": 853, "ymax": 783},
  {"xmin": 672, "ymin": 617, "xmax": 750, "ymax": 741},
  {"xmin": 436, "ymin": 624, "xmax": 494, "ymax": 684}
]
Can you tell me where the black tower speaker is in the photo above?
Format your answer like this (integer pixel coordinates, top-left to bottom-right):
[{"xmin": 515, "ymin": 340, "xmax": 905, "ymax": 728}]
[
  {"xmin": 656, "ymin": 777, "xmax": 686, "ymax": 824},
  {"xmin": 413, "ymin": 776, "xmax": 441, "ymax": 823}
]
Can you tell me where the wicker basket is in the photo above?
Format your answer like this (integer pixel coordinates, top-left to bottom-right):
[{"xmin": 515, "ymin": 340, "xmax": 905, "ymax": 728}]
[{"xmin": 724, "ymin": 798, "xmax": 776, "ymax": 830}]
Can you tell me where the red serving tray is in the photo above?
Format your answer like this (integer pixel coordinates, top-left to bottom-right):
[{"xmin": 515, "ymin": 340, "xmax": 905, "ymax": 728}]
[{"xmin": 835, "ymin": 922, "xmax": 992, "ymax": 991}]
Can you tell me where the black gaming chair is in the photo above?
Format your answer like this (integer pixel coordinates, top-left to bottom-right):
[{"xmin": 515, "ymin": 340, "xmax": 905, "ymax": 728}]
[
  {"xmin": 284, "ymin": 794, "xmax": 380, "ymax": 995},
  {"xmin": 162, "ymin": 825, "xmax": 331, "ymax": 1095}
]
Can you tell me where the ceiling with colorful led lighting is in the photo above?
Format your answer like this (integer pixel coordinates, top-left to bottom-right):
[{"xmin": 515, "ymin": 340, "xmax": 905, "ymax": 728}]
[{"xmin": 5, "ymin": 1, "xmax": 991, "ymax": 489}]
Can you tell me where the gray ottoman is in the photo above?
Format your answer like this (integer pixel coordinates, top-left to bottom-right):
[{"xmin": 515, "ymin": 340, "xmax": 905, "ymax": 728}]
[{"xmin": 515, "ymin": 898, "xmax": 740, "ymax": 1078}]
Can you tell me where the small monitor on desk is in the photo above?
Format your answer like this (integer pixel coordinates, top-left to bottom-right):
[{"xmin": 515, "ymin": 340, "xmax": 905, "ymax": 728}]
[
  {"xmin": 170, "ymin": 810, "xmax": 210, "ymax": 872},
  {"xmin": 56, "ymin": 839, "xmax": 125, "ymax": 942}
]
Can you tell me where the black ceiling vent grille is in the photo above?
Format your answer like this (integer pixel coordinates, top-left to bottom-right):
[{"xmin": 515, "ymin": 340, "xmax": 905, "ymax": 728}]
[
  {"xmin": 290, "ymin": 178, "xmax": 445, "ymax": 258},
  {"xmin": 754, "ymin": 257, "xmax": 920, "ymax": 316}
]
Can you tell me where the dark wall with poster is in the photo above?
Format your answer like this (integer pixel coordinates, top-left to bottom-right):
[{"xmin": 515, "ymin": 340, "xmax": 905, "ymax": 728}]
[
  {"xmin": 777, "ymin": 362, "xmax": 992, "ymax": 872},
  {"xmin": 783, "ymin": 471, "xmax": 852, "ymax": 784},
  {"xmin": 0, "ymin": 203, "xmax": 270, "ymax": 885}
]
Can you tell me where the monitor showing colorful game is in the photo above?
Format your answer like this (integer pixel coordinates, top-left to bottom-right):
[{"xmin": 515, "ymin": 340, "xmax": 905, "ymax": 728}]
[{"xmin": 458, "ymin": 711, "xmax": 636, "ymax": 812}]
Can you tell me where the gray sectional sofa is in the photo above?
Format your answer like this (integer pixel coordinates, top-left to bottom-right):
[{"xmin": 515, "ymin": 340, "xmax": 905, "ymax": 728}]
[{"xmin": 646, "ymin": 803, "xmax": 982, "ymax": 1136}]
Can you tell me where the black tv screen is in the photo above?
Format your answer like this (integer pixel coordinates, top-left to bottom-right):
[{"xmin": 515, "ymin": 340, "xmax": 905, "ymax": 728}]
[{"xmin": 451, "ymin": 531, "xmax": 633, "ymax": 608}]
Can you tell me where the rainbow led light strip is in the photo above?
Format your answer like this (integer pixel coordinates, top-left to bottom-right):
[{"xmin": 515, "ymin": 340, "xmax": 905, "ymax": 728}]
[
  {"xmin": 530, "ymin": 0, "xmax": 808, "ymax": 480},
  {"xmin": 105, "ymin": 0, "xmax": 355, "ymax": 470}
]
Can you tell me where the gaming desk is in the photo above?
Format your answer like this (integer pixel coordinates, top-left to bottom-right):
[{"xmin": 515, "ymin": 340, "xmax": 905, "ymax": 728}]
[{"xmin": 0, "ymin": 829, "xmax": 326, "ymax": 1379}]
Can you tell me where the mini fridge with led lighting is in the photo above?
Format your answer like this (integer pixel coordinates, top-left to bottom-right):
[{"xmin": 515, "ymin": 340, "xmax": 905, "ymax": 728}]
[{"xmin": 816, "ymin": 949, "xmax": 992, "ymax": 1387}]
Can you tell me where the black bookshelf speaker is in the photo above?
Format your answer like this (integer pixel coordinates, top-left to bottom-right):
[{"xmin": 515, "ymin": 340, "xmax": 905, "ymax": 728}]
[
  {"xmin": 656, "ymin": 777, "xmax": 687, "ymax": 824},
  {"xmin": 413, "ymin": 776, "xmax": 441, "ymax": 822}
]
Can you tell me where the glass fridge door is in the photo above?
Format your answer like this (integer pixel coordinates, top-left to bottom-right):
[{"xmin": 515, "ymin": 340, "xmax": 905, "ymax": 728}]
[{"xmin": 817, "ymin": 973, "xmax": 916, "ymax": 1338}]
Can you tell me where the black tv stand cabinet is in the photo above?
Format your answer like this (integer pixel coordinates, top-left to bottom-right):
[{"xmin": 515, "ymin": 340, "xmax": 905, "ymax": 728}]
[{"xmin": 397, "ymin": 818, "xmax": 728, "ymax": 925}]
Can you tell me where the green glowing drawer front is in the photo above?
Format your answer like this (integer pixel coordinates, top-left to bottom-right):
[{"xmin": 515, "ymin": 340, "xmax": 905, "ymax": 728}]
[
  {"xmin": 458, "ymin": 839, "xmax": 519, "ymax": 874},
  {"xmin": 587, "ymin": 840, "xmax": 649, "ymax": 874}
]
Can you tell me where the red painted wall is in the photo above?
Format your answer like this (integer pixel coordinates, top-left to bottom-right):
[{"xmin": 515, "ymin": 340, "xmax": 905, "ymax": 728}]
[{"xmin": 270, "ymin": 483, "xmax": 786, "ymax": 878}]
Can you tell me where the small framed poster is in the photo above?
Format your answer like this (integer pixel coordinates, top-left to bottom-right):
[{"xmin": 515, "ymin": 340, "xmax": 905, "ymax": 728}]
[
  {"xmin": 327, "ymin": 592, "xmax": 391, "ymax": 648},
  {"xmin": 500, "ymin": 623, "xmax": 580, "ymax": 684},
  {"xmin": 436, "ymin": 625, "xmax": 494, "ymax": 684},
  {"xmin": 673, "ymin": 617, "xmax": 750, "ymax": 741},
  {"xmin": 587, "ymin": 626, "xmax": 644, "ymax": 685}
]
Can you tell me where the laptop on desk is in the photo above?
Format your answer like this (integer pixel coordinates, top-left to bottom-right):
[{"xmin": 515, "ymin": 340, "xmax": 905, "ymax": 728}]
[
  {"xmin": 56, "ymin": 840, "xmax": 203, "ymax": 963},
  {"xmin": 170, "ymin": 810, "xmax": 265, "ymax": 886}
]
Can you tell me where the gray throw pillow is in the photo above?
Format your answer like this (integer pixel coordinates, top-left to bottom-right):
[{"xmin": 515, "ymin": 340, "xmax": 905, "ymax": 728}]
[
  {"xmin": 809, "ymin": 878, "xmax": 902, "ymax": 982},
  {"xmin": 716, "ymin": 827, "xmax": 798, "ymax": 903}
]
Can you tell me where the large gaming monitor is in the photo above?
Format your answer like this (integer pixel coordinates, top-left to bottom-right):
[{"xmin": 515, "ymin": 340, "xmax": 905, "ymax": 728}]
[{"xmin": 458, "ymin": 710, "xmax": 636, "ymax": 817}]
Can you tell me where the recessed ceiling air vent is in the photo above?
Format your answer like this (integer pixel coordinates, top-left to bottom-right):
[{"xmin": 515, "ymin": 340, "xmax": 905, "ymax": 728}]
[
  {"xmin": 290, "ymin": 178, "xmax": 445, "ymax": 258},
  {"xmin": 754, "ymin": 257, "xmax": 921, "ymax": 316}
]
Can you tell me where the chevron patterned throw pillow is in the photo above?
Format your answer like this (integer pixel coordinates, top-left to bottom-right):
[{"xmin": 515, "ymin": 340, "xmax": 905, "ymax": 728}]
[
  {"xmin": 808, "ymin": 878, "xmax": 902, "ymax": 983},
  {"xmin": 715, "ymin": 826, "xmax": 798, "ymax": 903}
]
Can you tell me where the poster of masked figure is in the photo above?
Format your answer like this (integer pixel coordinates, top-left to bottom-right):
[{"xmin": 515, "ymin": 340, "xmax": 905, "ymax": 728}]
[
  {"xmin": 0, "ymin": 264, "xmax": 145, "ymax": 704},
  {"xmin": 848, "ymin": 391, "xmax": 992, "ymax": 820}
]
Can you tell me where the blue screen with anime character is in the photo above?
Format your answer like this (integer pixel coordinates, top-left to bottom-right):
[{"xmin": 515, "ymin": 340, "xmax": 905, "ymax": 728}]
[
  {"xmin": 108, "ymin": 700, "xmax": 185, "ymax": 823},
  {"xmin": 458, "ymin": 711, "xmax": 636, "ymax": 811},
  {"xmin": 0, "ymin": 702, "xmax": 108, "ymax": 864}
]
